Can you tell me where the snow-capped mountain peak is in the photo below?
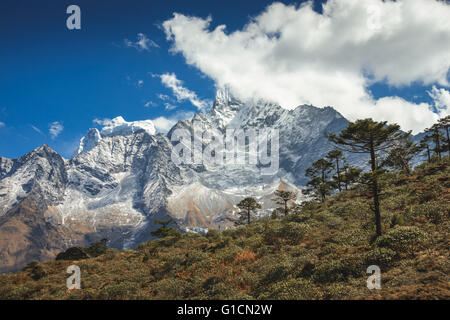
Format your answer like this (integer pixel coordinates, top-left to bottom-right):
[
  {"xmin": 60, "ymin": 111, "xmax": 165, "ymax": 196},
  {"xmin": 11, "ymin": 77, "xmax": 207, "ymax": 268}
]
[
  {"xmin": 0, "ymin": 89, "xmax": 369, "ymax": 272},
  {"xmin": 100, "ymin": 116, "xmax": 156, "ymax": 137},
  {"xmin": 76, "ymin": 128, "xmax": 102, "ymax": 155},
  {"xmin": 75, "ymin": 117, "xmax": 157, "ymax": 156}
]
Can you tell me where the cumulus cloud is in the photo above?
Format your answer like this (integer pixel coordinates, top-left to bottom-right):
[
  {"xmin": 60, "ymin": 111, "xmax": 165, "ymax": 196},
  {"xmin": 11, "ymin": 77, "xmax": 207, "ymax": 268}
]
[
  {"xmin": 124, "ymin": 33, "xmax": 159, "ymax": 51},
  {"xmin": 159, "ymin": 73, "xmax": 211, "ymax": 112},
  {"xmin": 151, "ymin": 111, "xmax": 195, "ymax": 133},
  {"xmin": 162, "ymin": 0, "xmax": 450, "ymax": 133},
  {"xmin": 49, "ymin": 121, "xmax": 63, "ymax": 139},
  {"xmin": 428, "ymin": 86, "xmax": 450, "ymax": 117}
]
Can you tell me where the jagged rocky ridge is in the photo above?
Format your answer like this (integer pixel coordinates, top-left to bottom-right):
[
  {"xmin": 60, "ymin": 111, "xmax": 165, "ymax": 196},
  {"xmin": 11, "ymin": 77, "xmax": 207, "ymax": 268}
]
[{"xmin": 0, "ymin": 89, "xmax": 372, "ymax": 272}]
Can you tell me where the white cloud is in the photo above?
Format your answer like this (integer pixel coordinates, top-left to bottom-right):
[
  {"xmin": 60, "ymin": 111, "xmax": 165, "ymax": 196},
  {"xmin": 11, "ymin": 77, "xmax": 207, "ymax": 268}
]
[
  {"xmin": 151, "ymin": 117, "xmax": 177, "ymax": 132},
  {"xmin": 164, "ymin": 103, "xmax": 177, "ymax": 110},
  {"xmin": 49, "ymin": 121, "xmax": 63, "ymax": 139},
  {"xmin": 162, "ymin": 0, "xmax": 450, "ymax": 133},
  {"xmin": 159, "ymin": 73, "xmax": 211, "ymax": 112},
  {"xmin": 30, "ymin": 125, "xmax": 44, "ymax": 136},
  {"xmin": 157, "ymin": 94, "xmax": 172, "ymax": 101},
  {"xmin": 144, "ymin": 100, "xmax": 157, "ymax": 108},
  {"xmin": 137, "ymin": 80, "xmax": 144, "ymax": 87},
  {"xmin": 151, "ymin": 111, "xmax": 195, "ymax": 133},
  {"xmin": 0, "ymin": 121, "xmax": 4, "ymax": 128},
  {"xmin": 93, "ymin": 118, "xmax": 113, "ymax": 126},
  {"xmin": 124, "ymin": 33, "xmax": 159, "ymax": 51},
  {"xmin": 428, "ymin": 86, "xmax": 450, "ymax": 118}
]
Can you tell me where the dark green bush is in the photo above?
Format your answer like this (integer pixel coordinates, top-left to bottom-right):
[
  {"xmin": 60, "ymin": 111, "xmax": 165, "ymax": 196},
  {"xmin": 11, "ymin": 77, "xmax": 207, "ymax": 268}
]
[
  {"xmin": 412, "ymin": 202, "xmax": 449, "ymax": 224},
  {"xmin": 312, "ymin": 256, "xmax": 365, "ymax": 283},
  {"xmin": 375, "ymin": 226, "xmax": 429, "ymax": 254},
  {"xmin": 281, "ymin": 222, "xmax": 309, "ymax": 244},
  {"xmin": 365, "ymin": 247, "xmax": 397, "ymax": 267},
  {"xmin": 259, "ymin": 278, "xmax": 321, "ymax": 300},
  {"xmin": 261, "ymin": 261, "xmax": 293, "ymax": 284}
]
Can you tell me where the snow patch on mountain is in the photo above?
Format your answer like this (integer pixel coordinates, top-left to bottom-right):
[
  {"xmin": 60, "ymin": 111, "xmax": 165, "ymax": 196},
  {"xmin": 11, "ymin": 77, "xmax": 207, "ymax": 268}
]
[
  {"xmin": 76, "ymin": 128, "xmax": 102, "ymax": 155},
  {"xmin": 100, "ymin": 116, "xmax": 156, "ymax": 137}
]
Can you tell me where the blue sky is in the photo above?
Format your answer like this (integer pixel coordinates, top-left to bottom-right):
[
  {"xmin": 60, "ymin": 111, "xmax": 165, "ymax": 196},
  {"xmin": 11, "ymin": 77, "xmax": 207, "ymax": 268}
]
[{"xmin": 0, "ymin": 0, "xmax": 449, "ymax": 158}]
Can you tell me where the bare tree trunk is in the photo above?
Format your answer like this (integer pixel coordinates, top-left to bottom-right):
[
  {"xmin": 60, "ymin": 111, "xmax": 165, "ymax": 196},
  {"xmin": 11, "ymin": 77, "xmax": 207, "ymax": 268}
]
[
  {"xmin": 396, "ymin": 150, "xmax": 411, "ymax": 175},
  {"xmin": 370, "ymin": 140, "xmax": 382, "ymax": 237},
  {"xmin": 446, "ymin": 127, "xmax": 450, "ymax": 157},
  {"xmin": 436, "ymin": 133, "xmax": 442, "ymax": 160},
  {"xmin": 335, "ymin": 158, "xmax": 341, "ymax": 191}
]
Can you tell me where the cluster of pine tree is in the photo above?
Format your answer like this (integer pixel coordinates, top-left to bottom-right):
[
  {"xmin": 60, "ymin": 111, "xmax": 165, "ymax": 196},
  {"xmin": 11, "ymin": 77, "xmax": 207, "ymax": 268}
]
[
  {"xmin": 150, "ymin": 116, "xmax": 449, "ymax": 240},
  {"xmin": 419, "ymin": 116, "xmax": 450, "ymax": 162},
  {"xmin": 310, "ymin": 116, "xmax": 449, "ymax": 237},
  {"xmin": 303, "ymin": 149, "xmax": 362, "ymax": 202},
  {"xmin": 230, "ymin": 116, "xmax": 450, "ymax": 239}
]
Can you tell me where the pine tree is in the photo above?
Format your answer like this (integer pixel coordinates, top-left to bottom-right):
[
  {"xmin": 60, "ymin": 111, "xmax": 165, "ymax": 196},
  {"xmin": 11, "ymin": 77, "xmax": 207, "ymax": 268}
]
[
  {"xmin": 426, "ymin": 124, "xmax": 445, "ymax": 160},
  {"xmin": 86, "ymin": 238, "xmax": 109, "ymax": 257},
  {"xmin": 383, "ymin": 135, "xmax": 419, "ymax": 175},
  {"xmin": 151, "ymin": 218, "xmax": 178, "ymax": 238},
  {"xmin": 306, "ymin": 158, "xmax": 334, "ymax": 181},
  {"xmin": 326, "ymin": 150, "xmax": 345, "ymax": 191},
  {"xmin": 304, "ymin": 158, "xmax": 334, "ymax": 202},
  {"xmin": 236, "ymin": 197, "xmax": 261, "ymax": 225},
  {"xmin": 419, "ymin": 135, "xmax": 433, "ymax": 163},
  {"xmin": 340, "ymin": 165, "xmax": 362, "ymax": 190},
  {"xmin": 437, "ymin": 115, "xmax": 450, "ymax": 157},
  {"xmin": 273, "ymin": 190, "xmax": 296, "ymax": 216},
  {"xmin": 328, "ymin": 118, "xmax": 407, "ymax": 237},
  {"xmin": 304, "ymin": 177, "xmax": 333, "ymax": 202}
]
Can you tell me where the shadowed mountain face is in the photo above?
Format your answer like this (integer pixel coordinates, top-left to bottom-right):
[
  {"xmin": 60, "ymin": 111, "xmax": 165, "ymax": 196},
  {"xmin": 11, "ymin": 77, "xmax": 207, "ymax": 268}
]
[{"xmin": 0, "ymin": 89, "xmax": 369, "ymax": 272}]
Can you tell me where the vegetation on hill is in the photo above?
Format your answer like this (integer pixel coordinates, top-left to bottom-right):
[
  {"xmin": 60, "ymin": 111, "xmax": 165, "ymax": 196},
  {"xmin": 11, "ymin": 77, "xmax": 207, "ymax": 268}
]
[{"xmin": 0, "ymin": 158, "xmax": 448, "ymax": 300}]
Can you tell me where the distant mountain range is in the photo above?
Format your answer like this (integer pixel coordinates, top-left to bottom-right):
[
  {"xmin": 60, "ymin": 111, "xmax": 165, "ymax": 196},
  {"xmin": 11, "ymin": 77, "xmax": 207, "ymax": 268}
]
[{"xmin": 0, "ymin": 88, "xmax": 425, "ymax": 272}]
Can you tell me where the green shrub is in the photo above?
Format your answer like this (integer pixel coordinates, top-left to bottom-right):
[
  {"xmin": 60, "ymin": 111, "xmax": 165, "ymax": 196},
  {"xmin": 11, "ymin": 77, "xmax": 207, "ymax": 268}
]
[
  {"xmin": 321, "ymin": 243, "xmax": 342, "ymax": 256},
  {"xmin": 98, "ymin": 248, "xmax": 119, "ymax": 262},
  {"xmin": 0, "ymin": 286, "xmax": 36, "ymax": 299},
  {"xmin": 206, "ymin": 229, "xmax": 221, "ymax": 240},
  {"xmin": 365, "ymin": 248, "xmax": 397, "ymax": 267},
  {"xmin": 185, "ymin": 250, "xmax": 209, "ymax": 265},
  {"xmin": 98, "ymin": 281, "xmax": 141, "ymax": 299},
  {"xmin": 322, "ymin": 282, "xmax": 359, "ymax": 299},
  {"xmin": 86, "ymin": 238, "xmax": 109, "ymax": 257},
  {"xmin": 204, "ymin": 281, "xmax": 251, "ymax": 300},
  {"xmin": 245, "ymin": 234, "xmax": 264, "ymax": 251},
  {"xmin": 330, "ymin": 201, "xmax": 370, "ymax": 218},
  {"xmin": 259, "ymin": 278, "xmax": 321, "ymax": 300},
  {"xmin": 312, "ymin": 256, "xmax": 365, "ymax": 283},
  {"xmin": 261, "ymin": 261, "xmax": 293, "ymax": 284},
  {"xmin": 375, "ymin": 226, "xmax": 429, "ymax": 254},
  {"xmin": 24, "ymin": 262, "xmax": 48, "ymax": 280},
  {"xmin": 262, "ymin": 221, "xmax": 283, "ymax": 245},
  {"xmin": 416, "ymin": 184, "xmax": 442, "ymax": 203},
  {"xmin": 154, "ymin": 278, "xmax": 192, "ymax": 299},
  {"xmin": 390, "ymin": 213, "xmax": 406, "ymax": 227},
  {"xmin": 281, "ymin": 222, "xmax": 309, "ymax": 244},
  {"xmin": 412, "ymin": 202, "xmax": 449, "ymax": 224}
]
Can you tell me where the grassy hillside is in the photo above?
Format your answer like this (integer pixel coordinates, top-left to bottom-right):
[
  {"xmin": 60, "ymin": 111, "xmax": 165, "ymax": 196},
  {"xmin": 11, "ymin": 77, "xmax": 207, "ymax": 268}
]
[{"xmin": 0, "ymin": 160, "xmax": 449, "ymax": 300}]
